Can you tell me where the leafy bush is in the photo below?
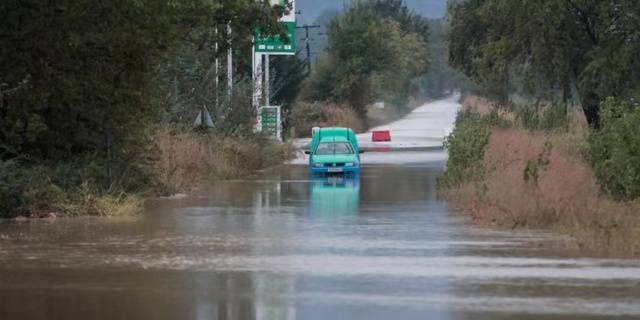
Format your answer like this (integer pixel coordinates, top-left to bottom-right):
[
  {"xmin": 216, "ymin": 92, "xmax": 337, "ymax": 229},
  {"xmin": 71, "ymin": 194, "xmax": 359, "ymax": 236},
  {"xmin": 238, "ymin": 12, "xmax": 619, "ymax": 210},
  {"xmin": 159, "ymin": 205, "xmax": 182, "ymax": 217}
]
[
  {"xmin": 438, "ymin": 110, "xmax": 507, "ymax": 188},
  {"xmin": 0, "ymin": 160, "xmax": 148, "ymax": 218},
  {"xmin": 588, "ymin": 97, "xmax": 640, "ymax": 200},
  {"xmin": 0, "ymin": 161, "xmax": 66, "ymax": 218}
]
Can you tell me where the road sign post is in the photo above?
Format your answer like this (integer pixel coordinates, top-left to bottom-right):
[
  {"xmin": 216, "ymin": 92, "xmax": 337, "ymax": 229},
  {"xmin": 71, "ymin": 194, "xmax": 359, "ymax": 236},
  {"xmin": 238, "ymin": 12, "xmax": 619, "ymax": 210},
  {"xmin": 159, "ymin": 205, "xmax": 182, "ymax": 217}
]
[
  {"xmin": 255, "ymin": 0, "xmax": 296, "ymax": 56},
  {"xmin": 254, "ymin": 0, "xmax": 296, "ymax": 134}
]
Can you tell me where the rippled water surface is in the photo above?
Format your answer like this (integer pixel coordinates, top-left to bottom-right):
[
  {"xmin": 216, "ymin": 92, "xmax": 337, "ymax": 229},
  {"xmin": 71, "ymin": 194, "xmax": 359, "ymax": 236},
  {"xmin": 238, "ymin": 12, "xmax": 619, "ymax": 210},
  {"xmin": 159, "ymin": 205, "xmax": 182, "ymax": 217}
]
[{"xmin": 1, "ymin": 152, "xmax": 640, "ymax": 320}]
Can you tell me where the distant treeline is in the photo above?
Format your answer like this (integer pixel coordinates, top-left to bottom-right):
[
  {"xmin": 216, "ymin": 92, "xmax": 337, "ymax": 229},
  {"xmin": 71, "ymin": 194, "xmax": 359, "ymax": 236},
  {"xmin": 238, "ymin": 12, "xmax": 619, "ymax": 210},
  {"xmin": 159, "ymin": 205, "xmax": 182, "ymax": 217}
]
[{"xmin": 298, "ymin": 0, "xmax": 431, "ymax": 114}]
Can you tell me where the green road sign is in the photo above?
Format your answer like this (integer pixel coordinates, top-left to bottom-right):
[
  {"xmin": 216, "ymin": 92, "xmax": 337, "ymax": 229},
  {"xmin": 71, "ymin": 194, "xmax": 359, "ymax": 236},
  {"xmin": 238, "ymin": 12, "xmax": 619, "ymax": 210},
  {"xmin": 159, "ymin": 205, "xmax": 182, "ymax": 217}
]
[
  {"xmin": 260, "ymin": 106, "xmax": 281, "ymax": 139},
  {"xmin": 256, "ymin": 21, "xmax": 296, "ymax": 55}
]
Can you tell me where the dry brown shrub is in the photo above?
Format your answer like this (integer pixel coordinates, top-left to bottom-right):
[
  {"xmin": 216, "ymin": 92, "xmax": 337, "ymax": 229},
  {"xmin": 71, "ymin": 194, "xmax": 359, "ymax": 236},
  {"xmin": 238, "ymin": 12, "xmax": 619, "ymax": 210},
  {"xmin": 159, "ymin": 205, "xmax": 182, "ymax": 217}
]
[
  {"xmin": 152, "ymin": 128, "xmax": 292, "ymax": 195},
  {"xmin": 324, "ymin": 105, "xmax": 366, "ymax": 131},
  {"xmin": 291, "ymin": 102, "xmax": 366, "ymax": 137},
  {"xmin": 567, "ymin": 106, "xmax": 589, "ymax": 131},
  {"xmin": 447, "ymin": 127, "xmax": 640, "ymax": 256},
  {"xmin": 461, "ymin": 95, "xmax": 517, "ymax": 123},
  {"xmin": 461, "ymin": 95, "xmax": 493, "ymax": 115}
]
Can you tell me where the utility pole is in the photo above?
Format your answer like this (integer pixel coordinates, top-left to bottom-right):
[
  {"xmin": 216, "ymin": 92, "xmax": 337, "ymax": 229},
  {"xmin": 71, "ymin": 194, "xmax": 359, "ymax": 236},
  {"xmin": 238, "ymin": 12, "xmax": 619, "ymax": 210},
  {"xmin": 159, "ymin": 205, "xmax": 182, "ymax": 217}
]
[
  {"xmin": 296, "ymin": 24, "xmax": 321, "ymax": 74},
  {"xmin": 214, "ymin": 27, "xmax": 219, "ymax": 108},
  {"xmin": 265, "ymin": 55, "xmax": 270, "ymax": 106},
  {"xmin": 227, "ymin": 22, "xmax": 233, "ymax": 95}
]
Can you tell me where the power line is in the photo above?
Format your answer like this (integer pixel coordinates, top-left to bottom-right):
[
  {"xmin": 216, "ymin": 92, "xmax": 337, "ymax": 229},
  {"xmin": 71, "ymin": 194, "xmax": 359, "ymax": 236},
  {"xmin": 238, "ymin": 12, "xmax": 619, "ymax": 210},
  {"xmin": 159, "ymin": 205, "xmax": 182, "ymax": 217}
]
[{"xmin": 296, "ymin": 24, "xmax": 321, "ymax": 75}]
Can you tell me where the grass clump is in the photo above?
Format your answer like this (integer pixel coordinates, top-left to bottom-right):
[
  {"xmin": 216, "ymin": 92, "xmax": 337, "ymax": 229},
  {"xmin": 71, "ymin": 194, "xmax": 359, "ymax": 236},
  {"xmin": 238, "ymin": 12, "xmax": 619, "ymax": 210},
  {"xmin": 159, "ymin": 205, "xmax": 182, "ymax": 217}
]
[
  {"xmin": 63, "ymin": 183, "xmax": 144, "ymax": 217},
  {"xmin": 515, "ymin": 102, "xmax": 569, "ymax": 132}
]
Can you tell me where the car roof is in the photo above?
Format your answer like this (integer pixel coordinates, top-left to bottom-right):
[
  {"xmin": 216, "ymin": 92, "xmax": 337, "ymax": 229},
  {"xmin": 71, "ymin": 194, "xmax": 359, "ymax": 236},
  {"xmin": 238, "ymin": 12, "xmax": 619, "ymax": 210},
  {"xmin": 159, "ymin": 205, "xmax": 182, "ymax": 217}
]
[
  {"xmin": 311, "ymin": 127, "xmax": 359, "ymax": 151},
  {"xmin": 319, "ymin": 136, "xmax": 350, "ymax": 143},
  {"xmin": 317, "ymin": 127, "xmax": 353, "ymax": 138}
]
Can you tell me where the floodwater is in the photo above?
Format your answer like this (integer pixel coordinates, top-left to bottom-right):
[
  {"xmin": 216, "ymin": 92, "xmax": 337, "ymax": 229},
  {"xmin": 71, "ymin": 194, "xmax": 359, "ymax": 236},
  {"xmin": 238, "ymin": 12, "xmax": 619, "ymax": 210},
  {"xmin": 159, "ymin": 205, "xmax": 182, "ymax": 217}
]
[{"xmin": 1, "ymin": 151, "xmax": 640, "ymax": 320}]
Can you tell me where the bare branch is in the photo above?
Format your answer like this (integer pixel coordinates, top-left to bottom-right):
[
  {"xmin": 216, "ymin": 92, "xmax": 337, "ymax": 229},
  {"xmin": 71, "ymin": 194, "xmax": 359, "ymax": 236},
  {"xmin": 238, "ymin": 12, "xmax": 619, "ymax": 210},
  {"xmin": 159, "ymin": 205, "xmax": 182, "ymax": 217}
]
[
  {"xmin": 0, "ymin": 75, "xmax": 31, "ymax": 96},
  {"xmin": 565, "ymin": 0, "xmax": 599, "ymax": 45}
]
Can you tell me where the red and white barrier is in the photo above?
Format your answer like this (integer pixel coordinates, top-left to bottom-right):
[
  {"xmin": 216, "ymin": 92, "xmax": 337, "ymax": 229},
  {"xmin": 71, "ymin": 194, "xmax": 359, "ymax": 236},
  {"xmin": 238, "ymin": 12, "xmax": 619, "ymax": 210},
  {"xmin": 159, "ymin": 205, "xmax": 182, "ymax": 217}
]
[{"xmin": 372, "ymin": 130, "xmax": 391, "ymax": 142}]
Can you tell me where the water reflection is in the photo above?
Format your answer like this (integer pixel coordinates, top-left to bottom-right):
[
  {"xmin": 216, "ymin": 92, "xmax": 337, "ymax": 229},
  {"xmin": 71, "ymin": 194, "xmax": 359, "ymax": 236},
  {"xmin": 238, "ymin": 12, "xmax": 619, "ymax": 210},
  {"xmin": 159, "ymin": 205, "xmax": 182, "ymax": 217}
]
[
  {"xmin": 310, "ymin": 175, "xmax": 360, "ymax": 219},
  {"xmin": 250, "ymin": 175, "xmax": 362, "ymax": 320}
]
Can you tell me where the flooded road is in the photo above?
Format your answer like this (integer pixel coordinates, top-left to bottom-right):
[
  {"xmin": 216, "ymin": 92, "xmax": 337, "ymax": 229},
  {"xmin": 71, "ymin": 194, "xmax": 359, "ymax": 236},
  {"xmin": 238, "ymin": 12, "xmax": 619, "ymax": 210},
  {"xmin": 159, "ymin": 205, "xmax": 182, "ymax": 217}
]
[{"xmin": 2, "ymin": 152, "xmax": 640, "ymax": 320}]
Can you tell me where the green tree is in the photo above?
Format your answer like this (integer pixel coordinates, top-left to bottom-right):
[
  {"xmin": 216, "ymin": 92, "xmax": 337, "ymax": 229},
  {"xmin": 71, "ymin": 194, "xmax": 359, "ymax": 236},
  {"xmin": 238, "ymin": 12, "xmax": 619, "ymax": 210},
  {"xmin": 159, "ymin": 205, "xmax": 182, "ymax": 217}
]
[
  {"xmin": 363, "ymin": 0, "xmax": 430, "ymax": 44},
  {"xmin": 370, "ymin": 20, "xmax": 429, "ymax": 108},
  {"xmin": 421, "ymin": 19, "xmax": 475, "ymax": 99},
  {"xmin": 448, "ymin": 0, "xmax": 640, "ymax": 126},
  {"xmin": 300, "ymin": 0, "xmax": 429, "ymax": 114}
]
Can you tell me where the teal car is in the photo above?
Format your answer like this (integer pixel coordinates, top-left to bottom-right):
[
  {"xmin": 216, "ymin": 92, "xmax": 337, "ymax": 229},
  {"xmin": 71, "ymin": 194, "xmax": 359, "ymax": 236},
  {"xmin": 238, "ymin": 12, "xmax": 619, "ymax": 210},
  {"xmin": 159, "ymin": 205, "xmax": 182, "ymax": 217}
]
[{"xmin": 305, "ymin": 127, "xmax": 363, "ymax": 174}]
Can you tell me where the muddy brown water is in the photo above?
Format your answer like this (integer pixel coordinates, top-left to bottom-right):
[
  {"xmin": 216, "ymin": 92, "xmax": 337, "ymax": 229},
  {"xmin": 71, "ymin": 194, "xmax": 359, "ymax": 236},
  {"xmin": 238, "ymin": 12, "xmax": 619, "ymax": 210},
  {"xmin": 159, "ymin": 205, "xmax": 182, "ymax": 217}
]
[{"xmin": 1, "ymin": 151, "xmax": 640, "ymax": 320}]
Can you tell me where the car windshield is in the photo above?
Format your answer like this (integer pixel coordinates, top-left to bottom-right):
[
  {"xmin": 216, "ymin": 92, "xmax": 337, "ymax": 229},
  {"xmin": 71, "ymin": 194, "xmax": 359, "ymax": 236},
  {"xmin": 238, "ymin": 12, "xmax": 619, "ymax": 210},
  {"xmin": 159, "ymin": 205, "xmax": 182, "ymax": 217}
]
[{"xmin": 315, "ymin": 142, "xmax": 354, "ymax": 155}]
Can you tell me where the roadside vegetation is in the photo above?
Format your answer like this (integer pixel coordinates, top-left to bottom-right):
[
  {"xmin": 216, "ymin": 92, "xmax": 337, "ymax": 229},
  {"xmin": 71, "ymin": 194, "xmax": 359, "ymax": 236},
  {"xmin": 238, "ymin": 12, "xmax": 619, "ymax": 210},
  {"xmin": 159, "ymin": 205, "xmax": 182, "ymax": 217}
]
[
  {"xmin": 588, "ymin": 98, "xmax": 640, "ymax": 201},
  {"xmin": 442, "ymin": 1, "xmax": 640, "ymax": 256},
  {"xmin": 440, "ymin": 97, "xmax": 640, "ymax": 256},
  {"xmin": 153, "ymin": 128, "xmax": 293, "ymax": 196},
  {"xmin": 0, "ymin": 1, "xmax": 292, "ymax": 219}
]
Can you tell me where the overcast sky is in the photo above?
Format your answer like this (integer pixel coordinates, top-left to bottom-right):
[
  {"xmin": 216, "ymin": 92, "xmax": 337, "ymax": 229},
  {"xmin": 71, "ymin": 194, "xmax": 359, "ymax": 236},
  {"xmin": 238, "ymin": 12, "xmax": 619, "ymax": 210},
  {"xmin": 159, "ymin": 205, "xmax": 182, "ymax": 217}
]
[{"xmin": 296, "ymin": 0, "xmax": 447, "ymax": 25}]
